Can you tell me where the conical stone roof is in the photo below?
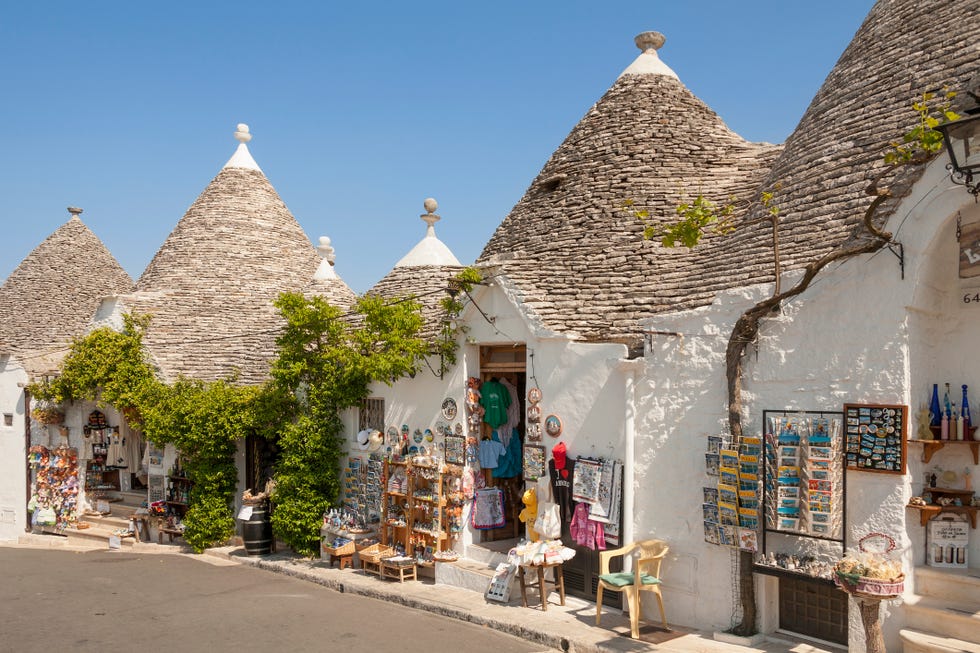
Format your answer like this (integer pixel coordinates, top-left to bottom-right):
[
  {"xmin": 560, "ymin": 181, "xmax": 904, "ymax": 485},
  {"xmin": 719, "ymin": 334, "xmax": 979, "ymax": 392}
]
[
  {"xmin": 0, "ymin": 209, "xmax": 133, "ymax": 376},
  {"xmin": 478, "ymin": 32, "xmax": 780, "ymax": 343},
  {"xmin": 305, "ymin": 235, "xmax": 358, "ymax": 310},
  {"xmin": 368, "ymin": 199, "xmax": 463, "ymax": 342},
  {"xmin": 130, "ymin": 124, "xmax": 354, "ymax": 384},
  {"xmin": 732, "ymin": 0, "xmax": 980, "ymax": 276}
]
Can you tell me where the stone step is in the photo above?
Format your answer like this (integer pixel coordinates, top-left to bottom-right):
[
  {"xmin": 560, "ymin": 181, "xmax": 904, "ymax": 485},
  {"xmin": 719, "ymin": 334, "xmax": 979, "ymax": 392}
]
[
  {"xmin": 463, "ymin": 542, "xmax": 512, "ymax": 567},
  {"xmin": 435, "ymin": 557, "xmax": 498, "ymax": 595},
  {"xmin": 914, "ymin": 565, "xmax": 980, "ymax": 604},
  {"xmin": 65, "ymin": 523, "xmax": 137, "ymax": 549},
  {"xmin": 900, "ymin": 628, "xmax": 980, "ymax": 653},
  {"xmin": 904, "ymin": 594, "xmax": 980, "ymax": 644}
]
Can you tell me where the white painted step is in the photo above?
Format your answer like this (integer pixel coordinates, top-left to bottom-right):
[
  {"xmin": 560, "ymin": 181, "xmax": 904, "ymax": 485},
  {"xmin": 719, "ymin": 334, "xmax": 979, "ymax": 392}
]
[
  {"xmin": 904, "ymin": 594, "xmax": 980, "ymax": 644},
  {"xmin": 901, "ymin": 628, "xmax": 980, "ymax": 653},
  {"xmin": 915, "ymin": 566, "xmax": 980, "ymax": 605},
  {"xmin": 463, "ymin": 542, "xmax": 512, "ymax": 567},
  {"xmin": 435, "ymin": 558, "xmax": 498, "ymax": 595}
]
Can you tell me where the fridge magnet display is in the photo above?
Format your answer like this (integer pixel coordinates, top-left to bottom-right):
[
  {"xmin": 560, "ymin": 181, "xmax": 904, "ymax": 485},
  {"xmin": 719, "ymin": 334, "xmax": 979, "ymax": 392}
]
[
  {"xmin": 444, "ymin": 435, "xmax": 465, "ymax": 465},
  {"xmin": 843, "ymin": 403, "xmax": 907, "ymax": 474},
  {"xmin": 522, "ymin": 444, "xmax": 546, "ymax": 480}
]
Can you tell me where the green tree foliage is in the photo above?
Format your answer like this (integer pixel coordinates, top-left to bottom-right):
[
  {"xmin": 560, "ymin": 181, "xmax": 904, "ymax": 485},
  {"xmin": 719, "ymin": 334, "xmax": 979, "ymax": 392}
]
[
  {"xmin": 140, "ymin": 378, "xmax": 258, "ymax": 553},
  {"xmin": 29, "ymin": 313, "xmax": 157, "ymax": 410},
  {"xmin": 262, "ymin": 292, "xmax": 431, "ymax": 556},
  {"xmin": 885, "ymin": 89, "xmax": 959, "ymax": 164}
]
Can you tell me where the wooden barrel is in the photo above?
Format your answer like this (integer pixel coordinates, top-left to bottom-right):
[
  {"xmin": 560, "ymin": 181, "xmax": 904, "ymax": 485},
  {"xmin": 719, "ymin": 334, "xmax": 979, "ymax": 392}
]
[{"xmin": 241, "ymin": 501, "xmax": 273, "ymax": 555}]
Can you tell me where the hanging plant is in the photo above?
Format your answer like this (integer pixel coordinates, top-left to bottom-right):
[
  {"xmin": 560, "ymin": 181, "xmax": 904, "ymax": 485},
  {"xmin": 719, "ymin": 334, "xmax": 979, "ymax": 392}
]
[{"xmin": 32, "ymin": 402, "xmax": 65, "ymax": 425}]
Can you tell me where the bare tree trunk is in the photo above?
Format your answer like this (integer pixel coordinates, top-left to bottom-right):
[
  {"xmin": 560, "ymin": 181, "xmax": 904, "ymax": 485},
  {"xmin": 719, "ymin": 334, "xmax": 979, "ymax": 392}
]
[{"xmin": 726, "ymin": 176, "xmax": 897, "ymax": 635}]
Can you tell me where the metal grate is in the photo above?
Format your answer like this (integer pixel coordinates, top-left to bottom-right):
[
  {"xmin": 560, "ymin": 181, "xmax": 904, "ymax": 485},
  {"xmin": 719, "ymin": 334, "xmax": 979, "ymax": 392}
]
[
  {"xmin": 359, "ymin": 398, "xmax": 385, "ymax": 431},
  {"xmin": 778, "ymin": 576, "xmax": 848, "ymax": 645}
]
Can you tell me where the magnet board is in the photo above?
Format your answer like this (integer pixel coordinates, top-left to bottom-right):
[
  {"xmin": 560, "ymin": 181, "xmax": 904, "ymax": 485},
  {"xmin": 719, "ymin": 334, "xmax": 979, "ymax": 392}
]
[
  {"xmin": 843, "ymin": 403, "xmax": 907, "ymax": 474},
  {"xmin": 444, "ymin": 435, "xmax": 465, "ymax": 466},
  {"xmin": 523, "ymin": 444, "xmax": 546, "ymax": 481}
]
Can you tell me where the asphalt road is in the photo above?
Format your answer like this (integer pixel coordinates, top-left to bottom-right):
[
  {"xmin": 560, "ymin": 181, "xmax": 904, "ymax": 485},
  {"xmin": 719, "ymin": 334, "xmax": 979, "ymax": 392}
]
[{"xmin": 0, "ymin": 548, "xmax": 544, "ymax": 653}]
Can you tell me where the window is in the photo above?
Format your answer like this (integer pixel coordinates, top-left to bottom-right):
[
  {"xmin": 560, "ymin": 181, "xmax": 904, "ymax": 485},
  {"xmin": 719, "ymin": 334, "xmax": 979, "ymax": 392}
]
[{"xmin": 359, "ymin": 398, "xmax": 384, "ymax": 431}]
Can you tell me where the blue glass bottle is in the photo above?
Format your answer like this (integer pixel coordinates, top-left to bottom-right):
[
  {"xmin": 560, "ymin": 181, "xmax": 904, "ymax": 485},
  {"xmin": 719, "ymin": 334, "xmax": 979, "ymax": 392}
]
[
  {"xmin": 930, "ymin": 384, "xmax": 941, "ymax": 426},
  {"xmin": 962, "ymin": 384, "xmax": 972, "ymax": 429}
]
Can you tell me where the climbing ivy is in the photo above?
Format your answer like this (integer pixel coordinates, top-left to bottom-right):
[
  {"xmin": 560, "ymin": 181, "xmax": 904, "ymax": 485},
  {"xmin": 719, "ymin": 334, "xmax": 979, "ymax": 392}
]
[
  {"xmin": 139, "ymin": 378, "xmax": 258, "ymax": 553},
  {"xmin": 435, "ymin": 266, "xmax": 482, "ymax": 375},
  {"xmin": 30, "ymin": 314, "xmax": 256, "ymax": 553},
  {"xmin": 261, "ymin": 291, "xmax": 431, "ymax": 556}
]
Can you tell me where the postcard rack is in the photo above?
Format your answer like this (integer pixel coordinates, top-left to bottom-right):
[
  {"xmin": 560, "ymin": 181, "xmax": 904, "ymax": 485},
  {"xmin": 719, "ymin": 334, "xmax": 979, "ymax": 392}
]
[{"xmin": 755, "ymin": 410, "xmax": 846, "ymax": 582}]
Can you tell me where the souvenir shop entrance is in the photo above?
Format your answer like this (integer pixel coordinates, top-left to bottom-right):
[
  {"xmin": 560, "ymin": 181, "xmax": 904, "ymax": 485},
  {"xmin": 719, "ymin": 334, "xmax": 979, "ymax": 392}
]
[{"xmin": 478, "ymin": 345, "xmax": 525, "ymax": 543}]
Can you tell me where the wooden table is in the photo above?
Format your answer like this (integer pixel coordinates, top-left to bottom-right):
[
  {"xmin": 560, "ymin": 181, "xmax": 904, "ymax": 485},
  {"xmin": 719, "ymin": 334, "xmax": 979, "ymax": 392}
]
[
  {"xmin": 518, "ymin": 561, "xmax": 565, "ymax": 610},
  {"xmin": 380, "ymin": 560, "xmax": 417, "ymax": 583}
]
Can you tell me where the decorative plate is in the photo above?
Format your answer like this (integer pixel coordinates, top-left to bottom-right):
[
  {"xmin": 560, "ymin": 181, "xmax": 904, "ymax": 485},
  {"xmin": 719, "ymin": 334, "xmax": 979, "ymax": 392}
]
[
  {"xmin": 527, "ymin": 405, "xmax": 542, "ymax": 423},
  {"xmin": 441, "ymin": 398, "xmax": 458, "ymax": 420},
  {"xmin": 409, "ymin": 445, "xmax": 419, "ymax": 455},
  {"xmin": 413, "ymin": 429, "xmax": 424, "ymax": 444},
  {"xmin": 526, "ymin": 423, "xmax": 541, "ymax": 441},
  {"xmin": 435, "ymin": 421, "xmax": 448, "ymax": 436},
  {"xmin": 544, "ymin": 414, "xmax": 562, "ymax": 437},
  {"xmin": 424, "ymin": 428, "xmax": 434, "ymax": 442},
  {"xmin": 454, "ymin": 422, "xmax": 463, "ymax": 435},
  {"xmin": 527, "ymin": 387, "xmax": 542, "ymax": 404}
]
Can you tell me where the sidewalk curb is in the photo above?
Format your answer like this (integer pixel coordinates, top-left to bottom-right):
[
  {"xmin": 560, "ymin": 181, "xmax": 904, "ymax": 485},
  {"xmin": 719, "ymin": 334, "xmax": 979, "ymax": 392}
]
[{"xmin": 202, "ymin": 547, "xmax": 572, "ymax": 652}]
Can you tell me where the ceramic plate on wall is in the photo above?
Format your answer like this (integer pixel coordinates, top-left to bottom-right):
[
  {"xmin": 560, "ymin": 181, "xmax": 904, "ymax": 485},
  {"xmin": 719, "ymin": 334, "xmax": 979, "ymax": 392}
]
[
  {"xmin": 442, "ymin": 398, "xmax": 458, "ymax": 420},
  {"xmin": 527, "ymin": 387, "xmax": 542, "ymax": 404},
  {"xmin": 544, "ymin": 414, "xmax": 562, "ymax": 437}
]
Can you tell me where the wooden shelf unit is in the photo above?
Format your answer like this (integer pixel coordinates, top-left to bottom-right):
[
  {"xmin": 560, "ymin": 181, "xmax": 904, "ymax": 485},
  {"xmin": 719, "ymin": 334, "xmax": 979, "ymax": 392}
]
[
  {"xmin": 909, "ymin": 438, "xmax": 980, "ymax": 465},
  {"xmin": 382, "ymin": 459, "xmax": 457, "ymax": 557}
]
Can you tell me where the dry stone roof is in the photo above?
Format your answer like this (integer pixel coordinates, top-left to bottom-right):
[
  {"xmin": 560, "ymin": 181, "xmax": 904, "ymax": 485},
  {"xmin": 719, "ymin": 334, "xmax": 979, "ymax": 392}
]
[
  {"xmin": 131, "ymin": 130, "xmax": 354, "ymax": 384},
  {"xmin": 367, "ymin": 200, "xmax": 463, "ymax": 342},
  {"xmin": 734, "ymin": 0, "xmax": 980, "ymax": 279},
  {"xmin": 0, "ymin": 213, "xmax": 133, "ymax": 377},
  {"xmin": 478, "ymin": 36, "xmax": 780, "ymax": 343},
  {"xmin": 479, "ymin": 1, "xmax": 980, "ymax": 345}
]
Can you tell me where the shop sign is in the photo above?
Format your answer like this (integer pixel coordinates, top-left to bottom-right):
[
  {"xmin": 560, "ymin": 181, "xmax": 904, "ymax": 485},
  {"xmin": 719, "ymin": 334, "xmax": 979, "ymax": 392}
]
[
  {"xmin": 928, "ymin": 513, "xmax": 969, "ymax": 568},
  {"xmin": 959, "ymin": 218, "xmax": 980, "ymax": 279}
]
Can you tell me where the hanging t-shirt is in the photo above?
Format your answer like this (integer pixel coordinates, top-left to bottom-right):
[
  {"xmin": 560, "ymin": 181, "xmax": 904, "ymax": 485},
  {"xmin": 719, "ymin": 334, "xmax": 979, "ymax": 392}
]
[
  {"xmin": 479, "ymin": 380, "xmax": 511, "ymax": 428},
  {"xmin": 491, "ymin": 429, "xmax": 523, "ymax": 479},
  {"xmin": 478, "ymin": 438, "xmax": 506, "ymax": 469},
  {"xmin": 549, "ymin": 458, "xmax": 576, "ymax": 523}
]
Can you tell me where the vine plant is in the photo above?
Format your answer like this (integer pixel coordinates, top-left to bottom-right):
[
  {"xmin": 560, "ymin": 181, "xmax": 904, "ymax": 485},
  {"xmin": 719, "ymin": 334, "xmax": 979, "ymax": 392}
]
[{"xmin": 625, "ymin": 89, "xmax": 959, "ymax": 636}]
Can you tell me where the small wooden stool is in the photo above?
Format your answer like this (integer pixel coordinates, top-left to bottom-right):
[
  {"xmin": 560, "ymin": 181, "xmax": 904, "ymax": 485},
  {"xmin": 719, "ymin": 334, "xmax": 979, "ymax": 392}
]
[
  {"xmin": 329, "ymin": 553, "xmax": 354, "ymax": 570},
  {"xmin": 158, "ymin": 527, "xmax": 183, "ymax": 544},
  {"xmin": 518, "ymin": 561, "xmax": 566, "ymax": 610}
]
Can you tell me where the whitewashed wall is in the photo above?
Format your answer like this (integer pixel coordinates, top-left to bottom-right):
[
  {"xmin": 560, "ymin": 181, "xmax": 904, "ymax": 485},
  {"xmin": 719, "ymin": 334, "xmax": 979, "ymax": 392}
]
[
  {"xmin": 364, "ymin": 278, "xmax": 629, "ymax": 550},
  {"xmin": 637, "ymin": 158, "xmax": 980, "ymax": 649},
  {"xmin": 0, "ymin": 355, "xmax": 28, "ymax": 541}
]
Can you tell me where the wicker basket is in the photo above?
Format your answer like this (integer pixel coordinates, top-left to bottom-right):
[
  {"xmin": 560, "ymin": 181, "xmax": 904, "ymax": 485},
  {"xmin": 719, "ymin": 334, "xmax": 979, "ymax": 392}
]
[
  {"xmin": 358, "ymin": 543, "xmax": 395, "ymax": 565},
  {"xmin": 834, "ymin": 572, "xmax": 905, "ymax": 599},
  {"xmin": 354, "ymin": 538, "xmax": 380, "ymax": 551},
  {"xmin": 322, "ymin": 539, "xmax": 356, "ymax": 557}
]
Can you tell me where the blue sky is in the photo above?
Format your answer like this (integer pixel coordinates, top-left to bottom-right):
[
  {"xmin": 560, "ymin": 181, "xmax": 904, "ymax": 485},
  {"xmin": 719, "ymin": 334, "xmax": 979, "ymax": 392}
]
[{"xmin": 0, "ymin": 1, "xmax": 876, "ymax": 294}]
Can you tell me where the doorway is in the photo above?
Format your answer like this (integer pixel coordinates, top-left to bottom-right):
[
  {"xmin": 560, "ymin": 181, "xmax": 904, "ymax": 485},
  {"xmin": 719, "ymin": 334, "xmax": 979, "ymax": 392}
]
[{"xmin": 479, "ymin": 345, "xmax": 525, "ymax": 542}]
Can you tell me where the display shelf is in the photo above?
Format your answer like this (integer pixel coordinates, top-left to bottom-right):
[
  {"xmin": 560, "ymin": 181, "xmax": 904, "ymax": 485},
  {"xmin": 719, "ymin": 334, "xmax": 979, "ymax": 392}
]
[
  {"xmin": 381, "ymin": 458, "xmax": 456, "ymax": 556},
  {"xmin": 909, "ymin": 439, "xmax": 980, "ymax": 465},
  {"xmin": 907, "ymin": 503, "xmax": 977, "ymax": 528},
  {"xmin": 752, "ymin": 563, "xmax": 836, "ymax": 586}
]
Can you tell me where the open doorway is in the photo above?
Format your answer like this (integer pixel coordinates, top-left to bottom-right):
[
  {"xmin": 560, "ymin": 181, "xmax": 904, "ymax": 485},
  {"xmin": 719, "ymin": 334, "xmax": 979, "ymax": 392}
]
[{"xmin": 478, "ymin": 345, "xmax": 525, "ymax": 543}]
